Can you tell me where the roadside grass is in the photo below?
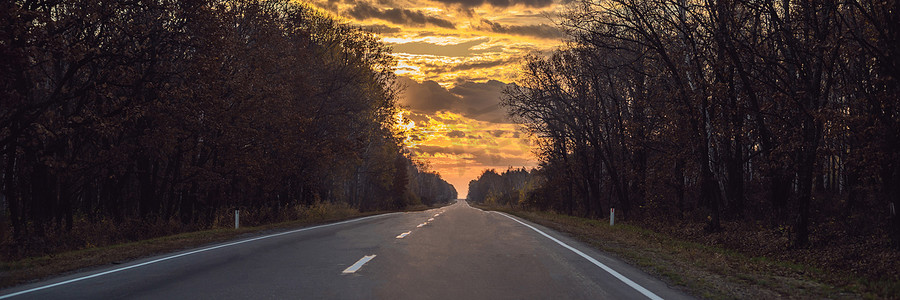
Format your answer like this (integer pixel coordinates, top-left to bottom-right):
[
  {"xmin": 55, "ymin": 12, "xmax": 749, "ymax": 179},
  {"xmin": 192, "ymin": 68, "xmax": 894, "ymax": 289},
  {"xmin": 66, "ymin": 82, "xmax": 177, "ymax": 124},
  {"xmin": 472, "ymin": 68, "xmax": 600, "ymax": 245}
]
[
  {"xmin": 0, "ymin": 203, "xmax": 441, "ymax": 289},
  {"xmin": 480, "ymin": 206, "xmax": 896, "ymax": 299}
]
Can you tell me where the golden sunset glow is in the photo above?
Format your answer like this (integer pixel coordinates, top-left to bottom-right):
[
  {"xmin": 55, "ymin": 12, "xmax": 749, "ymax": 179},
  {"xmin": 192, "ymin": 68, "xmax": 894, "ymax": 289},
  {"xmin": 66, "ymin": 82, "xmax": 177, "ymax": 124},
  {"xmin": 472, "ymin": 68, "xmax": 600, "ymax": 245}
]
[
  {"xmin": 402, "ymin": 111, "xmax": 537, "ymax": 196},
  {"xmin": 306, "ymin": 0, "xmax": 565, "ymax": 195}
]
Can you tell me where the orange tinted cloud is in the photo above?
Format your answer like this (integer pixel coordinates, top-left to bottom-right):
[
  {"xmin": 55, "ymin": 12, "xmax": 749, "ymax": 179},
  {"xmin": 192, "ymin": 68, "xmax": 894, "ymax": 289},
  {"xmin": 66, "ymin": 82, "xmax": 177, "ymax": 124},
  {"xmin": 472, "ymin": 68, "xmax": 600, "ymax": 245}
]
[
  {"xmin": 308, "ymin": 0, "xmax": 564, "ymax": 87},
  {"xmin": 402, "ymin": 111, "xmax": 537, "ymax": 195},
  {"xmin": 307, "ymin": 0, "xmax": 562, "ymax": 196}
]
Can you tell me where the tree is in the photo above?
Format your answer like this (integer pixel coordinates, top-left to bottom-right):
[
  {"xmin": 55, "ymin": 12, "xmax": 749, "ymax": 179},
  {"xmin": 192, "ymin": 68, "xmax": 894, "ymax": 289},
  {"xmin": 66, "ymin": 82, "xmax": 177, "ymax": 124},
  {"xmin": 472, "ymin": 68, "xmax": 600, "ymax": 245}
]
[
  {"xmin": 501, "ymin": 0, "xmax": 898, "ymax": 249},
  {"xmin": 0, "ymin": 0, "xmax": 455, "ymax": 257}
]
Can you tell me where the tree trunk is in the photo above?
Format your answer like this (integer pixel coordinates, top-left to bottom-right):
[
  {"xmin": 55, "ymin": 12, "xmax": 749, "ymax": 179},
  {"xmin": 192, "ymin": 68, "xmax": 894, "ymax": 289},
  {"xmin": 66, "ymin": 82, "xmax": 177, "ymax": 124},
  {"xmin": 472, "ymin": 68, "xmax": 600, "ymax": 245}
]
[
  {"xmin": 675, "ymin": 159, "xmax": 686, "ymax": 219},
  {"xmin": 794, "ymin": 116, "xmax": 821, "ymax": 248},
  {"xmin": 886, "ymin": 136, "xmax": 900, "ymax": 248},
  {"xmin": 4, "ymin": 143, "xmax": 22, "ymax": 238},
  {"xmin": 726, "ymin": 131, "xmax": 744, "ymax": 219},
  {"xmin": 698, "ymin": 102, "xmax": 722, "ymax": 232}
]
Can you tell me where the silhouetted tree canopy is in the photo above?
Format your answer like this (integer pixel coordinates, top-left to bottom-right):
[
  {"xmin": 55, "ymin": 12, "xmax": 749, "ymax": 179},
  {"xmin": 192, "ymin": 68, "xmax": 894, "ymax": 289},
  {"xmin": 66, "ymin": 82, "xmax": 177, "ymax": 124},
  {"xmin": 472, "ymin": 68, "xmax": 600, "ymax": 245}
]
[
  {"xmin": 499, "ymin": 0, "xmax": 899, "ymax": 249},
  {"xmin": 0, "ymin": 0, "xmax": 455, "ymax": 257}
]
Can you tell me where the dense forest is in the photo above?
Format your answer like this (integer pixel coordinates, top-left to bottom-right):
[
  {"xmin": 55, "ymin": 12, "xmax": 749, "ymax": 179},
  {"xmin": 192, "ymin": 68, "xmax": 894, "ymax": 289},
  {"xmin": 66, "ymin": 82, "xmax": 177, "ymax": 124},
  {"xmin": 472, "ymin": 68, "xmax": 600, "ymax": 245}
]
[
  {"xmin": 469, "ymin": 0, "xmax": 898, "ymax": 252},
  {"xmin": 467, "ymin": 168, "xmax": 538, "ymax": 207},
  {"xmin": 0, "ymin": 0, "xmax": 455, "ymax": 258}
]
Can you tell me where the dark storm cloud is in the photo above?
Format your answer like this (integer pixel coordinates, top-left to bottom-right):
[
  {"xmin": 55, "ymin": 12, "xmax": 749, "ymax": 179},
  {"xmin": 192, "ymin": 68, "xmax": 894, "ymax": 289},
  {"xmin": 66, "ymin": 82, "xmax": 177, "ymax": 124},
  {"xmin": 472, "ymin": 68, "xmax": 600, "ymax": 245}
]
[
  {"xmin": 430, "ymin": 0, "xmax": 553, "ymax": 8},
  {"xmin": 478, "ymin": 19, "xmax": 563, "ymax": 39},
  {"xmin": 397, "ymin": 77, "xmax": 460, "ymax": 114},
  {"xmin": 450, "ymin": 80, "xmax": 513, "ymax": 123},
  {"xmin": 397, "ymin": 77, "xmax": 513, "ymax": 123},
  {"xmin": 347, "ymin": 2, "xmax": 456, "ymax": 28},
  {"xmin": 398, "ymin": 77, "xmax": 514, "ymax": 123}
]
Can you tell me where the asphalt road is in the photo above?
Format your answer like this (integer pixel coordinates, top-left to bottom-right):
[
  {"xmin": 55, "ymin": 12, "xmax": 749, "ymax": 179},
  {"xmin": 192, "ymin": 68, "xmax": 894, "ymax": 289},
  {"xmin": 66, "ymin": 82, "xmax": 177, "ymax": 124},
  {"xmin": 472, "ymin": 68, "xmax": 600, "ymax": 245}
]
[{"xmin": 0, "ymin": 200, "xmax": 693, "ymax": 299}]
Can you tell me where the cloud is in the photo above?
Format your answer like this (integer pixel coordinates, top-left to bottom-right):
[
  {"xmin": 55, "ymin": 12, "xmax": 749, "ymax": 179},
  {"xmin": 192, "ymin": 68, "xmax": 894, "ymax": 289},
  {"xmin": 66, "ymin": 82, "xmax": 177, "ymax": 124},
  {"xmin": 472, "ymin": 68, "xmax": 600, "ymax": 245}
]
[
  {"xmin": 313, "ymin": 0, "xmax": 342, "ymax": 12},
  {"xmin": 414, "ymin": 145, "xmax": 534, "ymax": 166},
  {"xmin": 346, "ymin": 2, "xmax": 456, "ymax": 28},
  {"xmin": 387, "ymin": 36, "xmax": 553, "ymax": 85},
  {"xmin": 415, "ymin": 57, "xmax": 516, "ymax": 78},
  {"xmin": 430, "ymin": 0, "xmax": 553, "ymax": 8},
  {"xmin": 397, "ymin": 77, "xmax": 513, "ymax": 123},
  {"xmin": 449, "ymin": 58, "xmax": 517, "ymax": 72},
  {"xmin": 359, "ymin": 24, "xmax": 403, "ymax": 34},
  {"xmin": 397, "ymin": 76, "xmax": 460, "ymax": 114},
  {"xmin": 390, "ymin": 38, "xmax": 501, "ymax": 57},
  {"xmin": 478, "ymin": 19, "xmax": 563, "ymax": 39},
  {"xmin": 448, "ymin": 130, "xmax": 466, "ymax": 138},
  {"xmin": 401, "ymin": 110, "xmax": 538, "ymax": 196},
  {"xmin": 450, "ymin": 80, "xmax": 513, "ymax": 123}
]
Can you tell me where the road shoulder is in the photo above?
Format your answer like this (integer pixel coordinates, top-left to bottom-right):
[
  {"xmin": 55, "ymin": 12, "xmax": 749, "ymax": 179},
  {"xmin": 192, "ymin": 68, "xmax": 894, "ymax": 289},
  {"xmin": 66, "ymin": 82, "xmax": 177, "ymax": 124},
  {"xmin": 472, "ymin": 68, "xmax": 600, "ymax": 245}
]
[{"xmin": 475, "ymin": 206, "xmax": 868, "ymax": 299}]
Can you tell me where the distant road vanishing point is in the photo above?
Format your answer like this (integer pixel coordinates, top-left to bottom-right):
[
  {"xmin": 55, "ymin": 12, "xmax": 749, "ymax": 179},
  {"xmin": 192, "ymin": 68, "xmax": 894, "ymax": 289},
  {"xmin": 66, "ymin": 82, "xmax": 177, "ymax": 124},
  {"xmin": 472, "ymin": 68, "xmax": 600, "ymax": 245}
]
[{"xmin": 1, "ymin": 200, "xmax": 692, "ymax": 299}]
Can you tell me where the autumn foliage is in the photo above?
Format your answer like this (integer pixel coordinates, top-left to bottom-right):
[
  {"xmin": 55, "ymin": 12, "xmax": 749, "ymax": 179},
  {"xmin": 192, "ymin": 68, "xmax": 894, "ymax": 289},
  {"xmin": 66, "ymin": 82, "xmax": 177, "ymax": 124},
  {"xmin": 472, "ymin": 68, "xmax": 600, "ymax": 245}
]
[{"xmin": 0, "ymin": 0, "xmax": 455, "ymax": 258}]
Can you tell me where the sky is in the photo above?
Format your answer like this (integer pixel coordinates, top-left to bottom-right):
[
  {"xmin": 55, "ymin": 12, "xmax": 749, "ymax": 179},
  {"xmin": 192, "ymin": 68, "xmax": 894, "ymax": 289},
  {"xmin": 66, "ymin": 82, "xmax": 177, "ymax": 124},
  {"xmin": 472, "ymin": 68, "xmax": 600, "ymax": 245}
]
[{"xmin": 305, "ymin": 0, "xmax": 567, "ymax": 197}]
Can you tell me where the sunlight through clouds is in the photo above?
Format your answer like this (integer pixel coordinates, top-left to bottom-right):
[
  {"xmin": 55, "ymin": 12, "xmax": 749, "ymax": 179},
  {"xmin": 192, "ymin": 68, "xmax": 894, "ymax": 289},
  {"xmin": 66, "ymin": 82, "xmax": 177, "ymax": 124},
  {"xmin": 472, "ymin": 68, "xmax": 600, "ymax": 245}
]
[
  {"xmin": 307, "ymin": 0, "xmax": 563, "ymax": 87},
  {"xmin": 402, "ymin": 111, "xmax": 537, "ymax": 195},
  {"xmin": 306, "ymin": 0, "xmax": 564, "ymax": 195}
]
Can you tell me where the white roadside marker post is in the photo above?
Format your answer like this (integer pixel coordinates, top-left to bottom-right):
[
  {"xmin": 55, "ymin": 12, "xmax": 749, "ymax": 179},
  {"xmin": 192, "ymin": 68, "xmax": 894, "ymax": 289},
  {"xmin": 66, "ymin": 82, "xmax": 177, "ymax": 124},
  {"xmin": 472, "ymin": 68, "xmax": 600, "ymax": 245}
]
[
  {"xmin": 609, "ymin": 208, "xmax": 615, "ymax": 226},
  {"xmin": 235, "ymin": 209, "xmax": 240, "ymax": 229}
]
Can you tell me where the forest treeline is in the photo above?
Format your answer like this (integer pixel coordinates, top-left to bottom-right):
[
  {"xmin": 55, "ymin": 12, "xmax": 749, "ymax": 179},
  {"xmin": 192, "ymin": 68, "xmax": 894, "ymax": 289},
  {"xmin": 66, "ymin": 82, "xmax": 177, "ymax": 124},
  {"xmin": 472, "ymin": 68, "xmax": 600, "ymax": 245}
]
[
  {"xmin": 470, "ymin": 0, "xmax": 898, "ymax": 250},
  {"xmin": 0, "ymin": 0, "xmax": 455, "ymax": 257},
  {"xmin": 467, "ymin": 168, "xmax": 538, "ymax": 207}
]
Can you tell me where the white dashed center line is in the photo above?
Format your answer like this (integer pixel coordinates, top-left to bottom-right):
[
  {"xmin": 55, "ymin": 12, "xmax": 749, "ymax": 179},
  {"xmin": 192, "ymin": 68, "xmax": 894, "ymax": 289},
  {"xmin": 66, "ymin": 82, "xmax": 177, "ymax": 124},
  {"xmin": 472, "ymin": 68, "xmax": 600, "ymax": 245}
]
[
  {"xmin": 342, "ymin": 255, "xmax": 376, "ymax": 274},
  {"xmin": 417, "ymin": 223, "xmax": 427, "ymax": 228},
  {"xmin": 396, "ymin": 231, "xmax": 411, "ymax": 239},
  {"xmin": 427, "ymin": 218, "xmax": 434, "ymax": 221}
]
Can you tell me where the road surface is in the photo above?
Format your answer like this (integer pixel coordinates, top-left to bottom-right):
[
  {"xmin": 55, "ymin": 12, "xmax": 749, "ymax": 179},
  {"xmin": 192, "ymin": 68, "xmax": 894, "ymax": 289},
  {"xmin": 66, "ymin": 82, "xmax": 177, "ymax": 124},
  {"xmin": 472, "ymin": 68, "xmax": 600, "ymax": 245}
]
[{"xmin": 0, "ymin": 200, "xmax": 692, "ymax": 299}]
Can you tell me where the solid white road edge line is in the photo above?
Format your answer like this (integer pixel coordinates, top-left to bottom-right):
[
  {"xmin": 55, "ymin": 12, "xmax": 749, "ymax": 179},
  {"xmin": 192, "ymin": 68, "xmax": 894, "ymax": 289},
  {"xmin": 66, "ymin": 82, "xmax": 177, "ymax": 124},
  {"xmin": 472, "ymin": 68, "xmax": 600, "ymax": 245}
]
[
  {"xmin": 494, "ymin": 212, "xmax": 664, "ymax": 300},
  {"xmin": 0, "ymin": 212, "xmax": 401, "ymax": 299},
  {"xmin": 342, "ymin": 255, "xmax": 376, "ymax": 274}
]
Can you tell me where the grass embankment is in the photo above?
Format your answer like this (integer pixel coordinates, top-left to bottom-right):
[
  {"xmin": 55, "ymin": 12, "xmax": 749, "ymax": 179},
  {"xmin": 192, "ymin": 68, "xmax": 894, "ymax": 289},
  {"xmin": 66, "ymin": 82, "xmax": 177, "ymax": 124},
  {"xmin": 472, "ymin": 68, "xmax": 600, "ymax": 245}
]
[
  {"xmin": 0, "ymin": 203, "xmax": 439, "ymax": 289},
  {"xmin": 479, "ymin": 205, "xmax": 898, "ymax": 299}
]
